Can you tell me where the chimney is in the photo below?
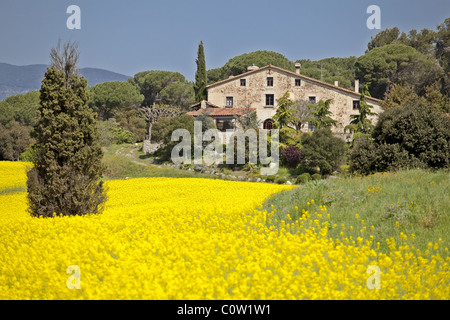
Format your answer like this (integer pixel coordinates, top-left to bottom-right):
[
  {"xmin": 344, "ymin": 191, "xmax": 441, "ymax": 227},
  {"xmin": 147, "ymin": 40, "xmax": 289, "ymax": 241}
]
[
  {"xmin": 334, "ymin": 80, "xmax": 339, "ymax": 87},
  {"xmin": 355, "ymin": 79, "xmax": 360, "ymax": 93},
  {"xmin": 295, "ymin": 63, "xmax": 301, "ymax": 74},
  {"xmin": 200, "ymin": 100, "xmax": 206, "ymax": 109}
]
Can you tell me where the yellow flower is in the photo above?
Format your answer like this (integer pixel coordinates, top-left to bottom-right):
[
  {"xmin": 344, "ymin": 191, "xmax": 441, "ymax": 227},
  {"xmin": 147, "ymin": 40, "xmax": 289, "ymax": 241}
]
[{"xmin": 0, "ymin": 162, "xmax": 448, "ymax": 300}]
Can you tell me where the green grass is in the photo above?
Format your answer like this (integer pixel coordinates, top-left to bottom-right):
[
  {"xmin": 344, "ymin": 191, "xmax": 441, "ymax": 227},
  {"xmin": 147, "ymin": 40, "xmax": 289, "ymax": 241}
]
[
  {"xmin": 260, "ymin": 169, "xmax": 450, "ymax": 257},
  {"xmin": 101, "ymin": 144, "xmax": 227, "ymax": 181},
  {"xmin": 0, "ymin": 185, "xmax": 26, "ymax": 195}
]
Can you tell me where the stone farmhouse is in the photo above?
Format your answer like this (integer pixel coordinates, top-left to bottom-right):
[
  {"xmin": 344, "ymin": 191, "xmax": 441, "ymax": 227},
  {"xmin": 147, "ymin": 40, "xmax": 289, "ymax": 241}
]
[{"xmin": 187, "ymin": 63, "xmax": 383, "ymax": 141}]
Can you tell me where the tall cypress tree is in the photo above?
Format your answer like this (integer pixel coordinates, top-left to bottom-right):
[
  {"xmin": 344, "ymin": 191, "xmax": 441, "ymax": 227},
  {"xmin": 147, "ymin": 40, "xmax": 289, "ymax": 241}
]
[
  {"xmin": 26, "ymin": 41, "xmax": 106, "ymax": 217},
  {"xmin": 194, "ymin": 41, "xmax": 207, "ymax": 102}
]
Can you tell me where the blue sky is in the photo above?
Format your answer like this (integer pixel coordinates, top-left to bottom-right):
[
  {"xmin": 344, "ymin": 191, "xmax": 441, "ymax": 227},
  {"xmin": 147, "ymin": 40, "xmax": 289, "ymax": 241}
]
[{"xmin": 0, "ymin": 0, "xmax": 449, "ymax": 80}]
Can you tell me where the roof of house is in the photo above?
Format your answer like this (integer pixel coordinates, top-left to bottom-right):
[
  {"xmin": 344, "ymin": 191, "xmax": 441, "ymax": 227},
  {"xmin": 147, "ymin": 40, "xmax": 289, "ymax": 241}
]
[
  {"xmin": 205, "ymin": 64, "xmax": 382, "ymax": 103},
  {"xmin": 187, "ymin": 107, "xmax": 255, "ymax": 118},
  {"xmin": 189, "ymin": 100, "xmax": 220, "ymax": 109}
]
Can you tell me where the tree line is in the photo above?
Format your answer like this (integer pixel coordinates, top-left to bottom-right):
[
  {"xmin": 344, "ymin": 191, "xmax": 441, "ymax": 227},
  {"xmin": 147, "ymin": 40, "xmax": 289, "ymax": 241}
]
[{"xmin": 1, "ymin": 17, "xmax": 450, "ymax": 163}]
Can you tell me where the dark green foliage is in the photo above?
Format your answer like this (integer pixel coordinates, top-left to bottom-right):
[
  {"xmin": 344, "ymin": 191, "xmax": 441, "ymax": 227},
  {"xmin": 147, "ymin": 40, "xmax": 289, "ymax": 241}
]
[
  {"xmin": 436, "ymin": 18, "xmax": 450, "ymax": 73},
  {"xmin": 0, "ymin": 91, "xmax": 40, "ymax": 161},
  {"xmin": 153, "ymin": 114, "xmax": 195, "ymax": 161},
  {"xmin": 26, "ymin": 67, "xmax": 106, "ymax": 217},
  {"xmin": 207, "ymin": 51, "xmax": 295, "ymax": 82},
  {"xmin": 130, "ymin": 70, "xmax": 194, "ymax": 108},
  {"xmin": 300, "ymin": 129, "xmax": 347, "ymax": 175},
  {"xmin": 281, "ymin": 145, "xmax": 302, "ymax": 168},
  {"xmin": 349, "ymin": 136, "xmax": 419, "ymax": 174},
  {"xmin": 0, "ymin": 91, "xmax": 40, "ymax": 126},
  {"xmin": 88, "ymin": 81, "xmax": 144, "ymax": 121},
  {"xmin": 367, "ymin": 27, "xmax": 406, "ymax": 51},
  {"xmin": 355, "ymin": 44, "xmax": 444, "ymax": 99},
  {"xmin": 348, "ymin": 136, "xmax": 378, "ymax": 174},
  {"xmin": 372, "ymin": 101, "xmax": 450, "ymax": 168},
  {"xmin": 0, "ymin": 121, "xmax": 35, "ymax": 161},
  {"xmin": 350, "ymin": 101, "xmax": 450, "ymax": 174},
  {"xmin": 296, "ymin": 173, "xmax": 311, "ymax": 184},
  {"xmin": 296, "ymin": 57, "xmax": 357, "ymax": 90},
  {"xmin": 367, "ymin": 26, "xmax": 437, "ymax": 57},
  {"xmin": 194, "ymin": 41, "xmax": 207, "ymax": 102}
]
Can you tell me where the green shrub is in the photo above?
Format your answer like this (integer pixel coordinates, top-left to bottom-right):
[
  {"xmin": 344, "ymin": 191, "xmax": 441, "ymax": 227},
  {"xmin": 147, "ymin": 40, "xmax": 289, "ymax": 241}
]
[
  {"xmin": 339, "ymin": 165, "xmax": 350, "ymax": 175},
  {"xmin": 301, "ymin": 128, "xmax": 347, "ymax": 175},
  {"xmin": 265, "ymin": 175, "xmax": 276, "ymax": 183},
  {"xmin": 155, "ymin": 114, "xmax": 195, "ymax": 162},
  {"xmin": 296, "ymin": 173, "xmax": 311, "ymax": 184},
  {"xmin": 311, "ymin": 173, "xmax": 321, "ymax": 181},
  {"xmin": 275, "ymin": 177, "xmax": 287, "ymax": 184},
  {"xmin": 20, "ymin": 144, "xmax": 37, "ymax": 162},
  {"xmin": 98, "ymin": 120, "xmax": 136, "ymax": 146},
  {"xmin": 373, "ymin": 101, "xmax": 450, "ymax": 169},
  {"xmin": 350, "ymin": 101, "xmax": 450, "ymax": 174}
]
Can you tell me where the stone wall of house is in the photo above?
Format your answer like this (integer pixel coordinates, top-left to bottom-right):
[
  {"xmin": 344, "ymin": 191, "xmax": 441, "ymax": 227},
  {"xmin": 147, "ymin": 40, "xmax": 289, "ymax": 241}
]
[{"xmin": 207, "ymin": 67, "xmax": 383, "ymax": 140}]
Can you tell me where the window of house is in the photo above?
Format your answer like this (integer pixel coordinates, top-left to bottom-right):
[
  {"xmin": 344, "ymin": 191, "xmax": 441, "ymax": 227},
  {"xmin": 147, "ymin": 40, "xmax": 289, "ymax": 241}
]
[
  {"xmin": 226, "ymin": 97, "xmax": 234, "ymax": 107},
  {"xmin": 295, "ymin": 79, "xmax": 301, "ymax": 87},
  {"xmin": 263, "ymin": 119, "xmax": 274, "ymax": 130},
  {"xmin": 309, "ymin": 96, "xmax": 316, "ymax": 104},
  {"xmin": 353, "ymin": 100, "xmax": 360, "ymax": 110},
  {"xmin": 240, "ymin": 79, "xmax": 246, "ymax": 87},
  {"xmin": 266, "ymin": 94, "xmax": 275, "ymax": 107},
  {"xmin": 267, "ymin": 77, "xmax": 274, "ymax": 87},
  {"xmin": 216, "ymin": 118, "xmax": 234, "ymax": 132}
]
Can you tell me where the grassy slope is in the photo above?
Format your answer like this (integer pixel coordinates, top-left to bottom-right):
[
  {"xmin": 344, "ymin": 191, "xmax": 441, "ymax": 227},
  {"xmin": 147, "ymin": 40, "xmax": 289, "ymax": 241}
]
[
  {"xmin": 261, "ymin": 169, "xmax": 450, "ymax": 257},
  {"xmin": 101, "ymin": 144, "xmax": 225, "ymax": 180}
]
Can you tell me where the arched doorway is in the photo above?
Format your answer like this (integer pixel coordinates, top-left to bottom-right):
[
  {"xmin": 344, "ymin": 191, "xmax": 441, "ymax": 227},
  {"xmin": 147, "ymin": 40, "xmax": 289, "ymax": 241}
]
[{"xmin": 263, "ymin": 119, "xmax": 274, "ymax": 130}]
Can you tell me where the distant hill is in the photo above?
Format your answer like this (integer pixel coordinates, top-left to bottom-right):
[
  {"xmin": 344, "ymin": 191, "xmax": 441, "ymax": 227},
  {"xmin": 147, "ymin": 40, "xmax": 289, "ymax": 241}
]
[{"xmin": 0, "ymin": 63, "xmax": 130, "ymax": 100}]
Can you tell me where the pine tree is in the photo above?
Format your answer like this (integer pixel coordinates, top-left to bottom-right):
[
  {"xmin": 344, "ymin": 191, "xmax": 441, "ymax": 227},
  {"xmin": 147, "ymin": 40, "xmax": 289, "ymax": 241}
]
[
  {"xmin": 194, "ymin": 41, "xmax": 207, "ymax": 102},
  {"xmin": 26, "ymin": 41, "xmax": 106, "ymax": 217}
]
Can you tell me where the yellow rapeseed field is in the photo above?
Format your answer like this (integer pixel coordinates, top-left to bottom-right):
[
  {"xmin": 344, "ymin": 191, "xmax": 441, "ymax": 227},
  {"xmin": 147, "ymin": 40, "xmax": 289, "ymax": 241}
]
[{"xmin": 0, "ymin": 161, "xmax": 448, "ymax": 299}]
